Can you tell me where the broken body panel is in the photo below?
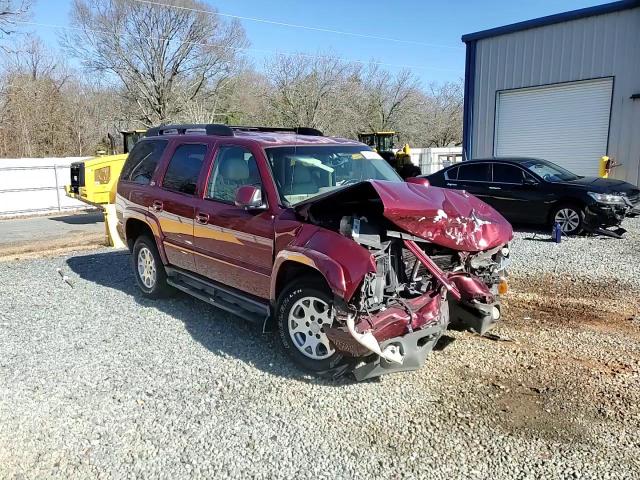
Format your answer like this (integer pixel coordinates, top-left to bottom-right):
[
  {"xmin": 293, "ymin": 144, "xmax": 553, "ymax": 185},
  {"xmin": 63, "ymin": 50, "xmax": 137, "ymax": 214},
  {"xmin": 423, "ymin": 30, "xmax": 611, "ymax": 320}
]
[{"xmin": 289, "ymin": 180, "xmax": 512, "ymax": 377}]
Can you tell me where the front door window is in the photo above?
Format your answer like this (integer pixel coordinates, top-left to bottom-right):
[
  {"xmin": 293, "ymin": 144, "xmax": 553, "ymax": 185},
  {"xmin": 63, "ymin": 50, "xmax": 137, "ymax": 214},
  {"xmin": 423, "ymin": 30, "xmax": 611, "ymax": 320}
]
[{"xmin": 206, "ymin": 146, "xmax": 262, "ymax": 203}]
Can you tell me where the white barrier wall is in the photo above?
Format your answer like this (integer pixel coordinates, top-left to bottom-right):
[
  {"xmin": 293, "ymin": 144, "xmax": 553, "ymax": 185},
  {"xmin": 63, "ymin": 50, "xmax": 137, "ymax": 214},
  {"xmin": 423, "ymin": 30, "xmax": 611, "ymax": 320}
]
[
  {"xmin": 0, "ymin": 157, "xmax": 90, "ymax": 217},
  {"xmin": 0, "ymin": 149, "xmax": 462, "ymax": 218},
  {"xmin": 409, "ymin": 147, "xmax": 463, "ymax": 175}
]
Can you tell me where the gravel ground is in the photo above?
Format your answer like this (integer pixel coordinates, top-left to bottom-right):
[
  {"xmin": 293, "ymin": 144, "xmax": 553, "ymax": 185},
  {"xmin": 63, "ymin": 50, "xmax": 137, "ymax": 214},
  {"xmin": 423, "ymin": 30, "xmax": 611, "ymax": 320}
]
[{"xmin": 0, "ymin": 217, "xmax": 639, "ymax": 479}]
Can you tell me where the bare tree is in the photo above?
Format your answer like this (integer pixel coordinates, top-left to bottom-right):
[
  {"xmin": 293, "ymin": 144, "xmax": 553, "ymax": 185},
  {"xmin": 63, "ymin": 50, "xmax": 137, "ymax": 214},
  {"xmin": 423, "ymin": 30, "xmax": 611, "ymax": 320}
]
[
  {"xmin": 63, "ymin": 0, "xmax": 248, "ymax": 126},
  {"xmin": 3, "ymin": 35, "xmax": 65, "ymax": 80},
  {"xmin": 0, "ymin": 0, "xmax": 30, "ymax": 37},
  {"xmin": 415, "ymin": 80, "xmax": 463, "ymax": 147},
  {"xmin": 357, "ymin": 65, "xmax": 422, "ymax": 134},
  {"xmin": 0, "ymin": 0, "xmax": 31, "ymax": 54},
  {"xmin": 265, "ymin": 53, "xmax": 362, "ymax": 135}
]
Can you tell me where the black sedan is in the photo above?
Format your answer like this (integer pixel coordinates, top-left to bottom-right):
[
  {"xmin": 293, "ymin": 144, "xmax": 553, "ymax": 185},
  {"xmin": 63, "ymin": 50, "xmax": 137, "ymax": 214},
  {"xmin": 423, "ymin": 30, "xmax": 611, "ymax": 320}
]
[{"xmin": 425, "ymin": 157, "xmax": 640, "ymax": 235}]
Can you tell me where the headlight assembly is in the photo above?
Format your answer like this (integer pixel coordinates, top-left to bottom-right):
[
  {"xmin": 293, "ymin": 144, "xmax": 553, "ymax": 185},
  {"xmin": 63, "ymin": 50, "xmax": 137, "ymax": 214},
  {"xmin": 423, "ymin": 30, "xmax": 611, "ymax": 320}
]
[{"xmin": 587, "ymin": 191, "xmax": 625, "ymax": 205}]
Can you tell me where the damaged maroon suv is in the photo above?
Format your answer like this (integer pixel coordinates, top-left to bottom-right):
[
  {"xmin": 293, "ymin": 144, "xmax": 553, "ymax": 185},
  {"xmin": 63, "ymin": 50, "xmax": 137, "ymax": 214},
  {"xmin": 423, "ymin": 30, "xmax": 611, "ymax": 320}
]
[{"xmin": 116, "ymin": 124, "xmax": 512, "ymax": 380}]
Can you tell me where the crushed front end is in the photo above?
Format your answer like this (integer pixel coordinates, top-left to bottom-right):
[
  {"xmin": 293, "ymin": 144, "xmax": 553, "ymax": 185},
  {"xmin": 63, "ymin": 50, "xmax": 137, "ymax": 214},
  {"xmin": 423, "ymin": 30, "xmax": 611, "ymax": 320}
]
[
  {"xmin": 295, "ymin": 180, "xmax": 513, "ymax": 380},
  {"xmin": 322, "ymin": 219, "xmax": 452, "ymax": 380}
]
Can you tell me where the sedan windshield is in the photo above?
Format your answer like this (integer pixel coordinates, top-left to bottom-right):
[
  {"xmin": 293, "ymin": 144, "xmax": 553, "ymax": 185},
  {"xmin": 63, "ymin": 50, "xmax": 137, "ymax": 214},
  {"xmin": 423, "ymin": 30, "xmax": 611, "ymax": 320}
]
[
  {"xmin": 521, "ymin": 159, "xmax": 580, "ymax": 182},
  {"xmin": 265, "ymin": 145, "xmax": 402, "ymax": 205}
]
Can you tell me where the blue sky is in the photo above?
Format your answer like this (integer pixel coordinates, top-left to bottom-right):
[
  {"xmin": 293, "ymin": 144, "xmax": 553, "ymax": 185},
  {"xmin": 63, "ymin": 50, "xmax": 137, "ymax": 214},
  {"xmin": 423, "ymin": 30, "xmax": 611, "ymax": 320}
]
[{"xmin": 31, "ymin": 0, "xmax": 605, "ymax": 85}]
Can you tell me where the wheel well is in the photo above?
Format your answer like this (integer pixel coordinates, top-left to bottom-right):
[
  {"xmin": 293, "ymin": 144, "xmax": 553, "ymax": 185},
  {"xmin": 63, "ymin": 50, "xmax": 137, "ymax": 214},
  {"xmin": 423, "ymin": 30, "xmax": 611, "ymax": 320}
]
[
  {"xmin": 125, "ymin": 218, "xmax": 154, "ymax": 251},
  {"xmin": 548, "ymin": 198, "xmax": 586, "ymax": 224},
  {"xmin": 274, "ymin": 261, "xmax": 328, "ymax": 300}
]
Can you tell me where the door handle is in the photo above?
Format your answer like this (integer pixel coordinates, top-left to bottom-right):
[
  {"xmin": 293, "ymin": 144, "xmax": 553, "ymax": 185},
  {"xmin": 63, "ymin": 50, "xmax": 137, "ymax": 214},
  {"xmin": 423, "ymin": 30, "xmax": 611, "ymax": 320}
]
[
  {"xmin": 488, "ymin": 186, "xmax": 501, "ymax": 190},
  {"xmin": 195, "ymin": 212, "xmax": 209, "ymax": 224},
  {"xmin": 151, "ymin": 200, "xmax": 163, "ymax": 212}
]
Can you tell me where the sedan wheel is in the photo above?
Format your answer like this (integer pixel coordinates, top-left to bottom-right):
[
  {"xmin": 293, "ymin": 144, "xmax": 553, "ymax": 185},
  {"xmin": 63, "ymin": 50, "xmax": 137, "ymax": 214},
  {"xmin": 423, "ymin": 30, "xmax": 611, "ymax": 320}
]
[
  {"xmin": 288, "ymin": 296, "xmax": 335, "ymax": 360},
  {"xmin": 554, "ymin": 207, "xmax": 582, "ymax": 234}
]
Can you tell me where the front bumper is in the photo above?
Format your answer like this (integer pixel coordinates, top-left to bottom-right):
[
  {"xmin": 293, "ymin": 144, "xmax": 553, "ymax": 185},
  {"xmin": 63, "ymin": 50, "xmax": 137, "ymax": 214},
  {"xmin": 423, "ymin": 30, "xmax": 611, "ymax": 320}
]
[
  {"xmin": 353, "ymin": 323, "xmax": 445, "ymax": 381},
  {"xmin": 327, "ymin": 291, "xmax": 449, "ymax": 380},
  {"xmin": 585, "ymin": 203, "xmax": 630, "ymax": 228},
  {"xmin": 449, "ymin": 298, "xmax": 501, "ymax": 335}
]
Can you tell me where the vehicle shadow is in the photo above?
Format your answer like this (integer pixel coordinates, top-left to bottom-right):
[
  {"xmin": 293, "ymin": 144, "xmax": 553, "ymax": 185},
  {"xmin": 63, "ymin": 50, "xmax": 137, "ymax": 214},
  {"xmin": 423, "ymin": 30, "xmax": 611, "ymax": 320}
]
[
  {"xmin": 511, "ymin": 224, "xmax": 555, "ymax": 242},
  {"xmin": 65, "ymin": 250, "xmax": 355, "ymax": 385},
  {"xmin": 49, "ymin": 211, "xmax": 103, "ymax": 225}
]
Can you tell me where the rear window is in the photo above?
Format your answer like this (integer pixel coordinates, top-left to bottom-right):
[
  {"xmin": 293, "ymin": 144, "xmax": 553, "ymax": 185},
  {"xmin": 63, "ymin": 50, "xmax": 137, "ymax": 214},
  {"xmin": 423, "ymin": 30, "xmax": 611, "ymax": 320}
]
[
  {"xmin": 493, "ymin": 163, "xmax": 524, "ymax": 183},
  {"xmin": 458, "ymin": 163, "xmax": 491, "ymax": 182},
  {"xmin": 162, "ymin": 144, "xmax": 207, "ymax": 195},
  {"xmin": 120, "ymin": 140, "xmax": 168, "ymax": 185}
]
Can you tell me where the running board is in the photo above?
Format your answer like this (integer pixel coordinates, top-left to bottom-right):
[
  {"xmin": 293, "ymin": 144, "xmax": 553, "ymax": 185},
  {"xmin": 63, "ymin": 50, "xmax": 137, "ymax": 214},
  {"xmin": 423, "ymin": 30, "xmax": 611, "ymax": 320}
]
[{"xmin": 165, "ymin": 266, "xmax": 271, "ymax": 326}]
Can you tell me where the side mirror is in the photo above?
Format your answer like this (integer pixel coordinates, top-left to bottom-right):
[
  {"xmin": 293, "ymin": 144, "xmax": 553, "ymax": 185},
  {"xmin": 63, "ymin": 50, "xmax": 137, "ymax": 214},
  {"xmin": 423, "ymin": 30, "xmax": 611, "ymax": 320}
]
[
  {"xmin": 235, "ymin": 185, "xmax": 266, "ymax": 209},
  {"xmin": 523, "ymin": 176, "xmax": 538, "ymax": 186},
  {"xmin": 406, "ymin": 177, "xmax": 430, "ymax": 187}
]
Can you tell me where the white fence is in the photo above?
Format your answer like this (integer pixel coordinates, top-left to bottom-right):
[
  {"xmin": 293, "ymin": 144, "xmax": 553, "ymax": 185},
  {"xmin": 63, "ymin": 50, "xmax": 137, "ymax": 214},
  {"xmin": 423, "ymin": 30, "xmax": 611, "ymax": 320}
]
[
  {"xmin": 0, "ymin": 149, "xmax": 463, "ymax": 218},
  {"xmin": 0, "ymin": 157, "xmax": 90, "ymax": 218},
  {"xmin": 409, "ymin": 147, "xmax": 463, "ymax": 175}
]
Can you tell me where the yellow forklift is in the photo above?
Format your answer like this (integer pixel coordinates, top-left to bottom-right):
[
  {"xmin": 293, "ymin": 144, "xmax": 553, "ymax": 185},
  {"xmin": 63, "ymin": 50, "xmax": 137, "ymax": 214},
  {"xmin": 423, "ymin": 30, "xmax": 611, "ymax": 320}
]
[
  {"xmin": 357, "ymin": 131, "xmax": 420, "ymax": 179},
  {"xmin": 65, "ymin": 129, "xmax": 146, "ymax": 247}
]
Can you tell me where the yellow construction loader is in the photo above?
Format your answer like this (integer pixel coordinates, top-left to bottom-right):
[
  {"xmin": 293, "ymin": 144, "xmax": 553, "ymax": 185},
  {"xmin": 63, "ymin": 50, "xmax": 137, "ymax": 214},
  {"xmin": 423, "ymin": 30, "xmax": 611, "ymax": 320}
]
[
  {"xmin": 65, "ymin": 129, "xmax": 146, "ymax": 247},
  {"xmin": 357, "ymin": 131, "xmax": 420, "ymax": 179}
]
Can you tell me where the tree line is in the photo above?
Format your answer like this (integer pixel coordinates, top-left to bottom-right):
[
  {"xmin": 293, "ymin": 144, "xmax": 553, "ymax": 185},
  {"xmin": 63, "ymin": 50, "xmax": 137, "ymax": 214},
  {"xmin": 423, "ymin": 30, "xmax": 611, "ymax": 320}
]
[{"xmin": 0, "ymin": 0, "xmax": 463, "ymax": 158}]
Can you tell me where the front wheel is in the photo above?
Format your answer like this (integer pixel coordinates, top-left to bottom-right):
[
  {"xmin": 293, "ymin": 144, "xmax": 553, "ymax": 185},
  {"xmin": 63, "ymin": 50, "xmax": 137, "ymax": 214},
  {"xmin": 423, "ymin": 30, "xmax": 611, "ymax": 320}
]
[
  {"xmin": 551, "ymin": 204, "xmax": 584, "ymax": 235},
  {"xmin": 276, "ymin": 278, "xmax": 349, "ymax": 374}
]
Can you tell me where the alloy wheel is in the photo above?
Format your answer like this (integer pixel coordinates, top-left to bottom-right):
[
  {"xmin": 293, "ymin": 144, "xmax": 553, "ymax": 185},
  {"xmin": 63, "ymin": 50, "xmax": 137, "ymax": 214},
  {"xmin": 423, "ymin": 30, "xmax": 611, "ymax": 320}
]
[
  {"xmin": 554, "ymin": 208, "xmax": 581, "ymax": 233},
  {"xmin": 137, "ymin": 246, "xmax": 157, "ymax": 289},
  {"xmin": 288, "ymin": 296, "xmax": 335, "ymax": 360}
]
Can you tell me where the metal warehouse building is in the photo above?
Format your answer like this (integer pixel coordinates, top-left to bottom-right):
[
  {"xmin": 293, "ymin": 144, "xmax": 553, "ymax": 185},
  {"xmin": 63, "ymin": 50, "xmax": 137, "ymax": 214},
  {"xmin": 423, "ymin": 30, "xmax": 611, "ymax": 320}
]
[{"xmin": 462, "ymin": 0, "xmax": 640, "ymax": 185}]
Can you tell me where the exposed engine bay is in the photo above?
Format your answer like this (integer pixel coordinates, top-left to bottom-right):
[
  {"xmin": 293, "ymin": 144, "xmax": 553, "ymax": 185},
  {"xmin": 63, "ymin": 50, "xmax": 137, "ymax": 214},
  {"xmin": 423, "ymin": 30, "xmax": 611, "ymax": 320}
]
[{"xmin": 295, "ymin": 180, "xmax": 512, "ymax": 380}]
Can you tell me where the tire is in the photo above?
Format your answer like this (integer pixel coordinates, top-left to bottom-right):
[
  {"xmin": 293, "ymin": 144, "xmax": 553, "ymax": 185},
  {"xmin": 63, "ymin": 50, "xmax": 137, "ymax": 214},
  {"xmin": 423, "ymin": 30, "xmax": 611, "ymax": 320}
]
[
  {"xmin": 276, "ymin": 277, "xmax": 349, "ymax": 374},
  {"xmin": 551, "ymin": 203, "xmax": 585, "ymax": 236},
  {"xmin": 131, "ymin": 235, "xmax": 173, "ymax": 298}
]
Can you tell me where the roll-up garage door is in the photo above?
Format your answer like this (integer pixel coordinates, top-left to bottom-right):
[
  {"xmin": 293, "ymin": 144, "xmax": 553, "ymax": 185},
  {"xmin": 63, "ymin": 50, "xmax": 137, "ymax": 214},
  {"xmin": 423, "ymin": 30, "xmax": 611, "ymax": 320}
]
[{"xmin": 494, "ymin": 78, "xmax": 613, "ymax": 176}]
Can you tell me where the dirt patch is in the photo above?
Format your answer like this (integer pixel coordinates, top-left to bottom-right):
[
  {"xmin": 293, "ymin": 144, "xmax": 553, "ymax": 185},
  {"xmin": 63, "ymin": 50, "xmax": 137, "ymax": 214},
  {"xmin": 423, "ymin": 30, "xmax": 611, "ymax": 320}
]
[
  {"xmin": 450, "ymin": 272, "xmax": 640, "ymax": 444},
  {"xmin": 504, "ymin": 273, "xmax": 640, "ymax": 335}
]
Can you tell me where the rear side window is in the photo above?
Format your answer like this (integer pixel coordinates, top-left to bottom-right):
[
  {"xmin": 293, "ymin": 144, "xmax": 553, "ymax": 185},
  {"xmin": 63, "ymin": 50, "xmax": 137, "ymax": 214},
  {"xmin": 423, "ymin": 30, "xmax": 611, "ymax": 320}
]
[
  {"xmin": 120, "ymin": 140, "xmax": 168, "ymax": 184},
  {"xmin": 458, "ymin": 163, "xmax": 491, "ymax": 182},
  {"xmin": 162, "ymin": 144, "xmax": 207, "ymax": 195},
  {"xmin": 444, "ymin": 166, "xmax": 458, "ymax": 180},
  {"xmin": 493, "ymin": 164, "xmax": 524, "ymax": 184}
]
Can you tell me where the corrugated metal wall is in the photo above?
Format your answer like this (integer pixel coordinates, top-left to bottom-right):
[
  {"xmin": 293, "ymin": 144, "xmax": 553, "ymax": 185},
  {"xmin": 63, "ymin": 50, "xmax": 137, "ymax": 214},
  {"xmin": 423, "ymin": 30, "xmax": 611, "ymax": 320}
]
[{"xmin": 471, "ymin": 7, "xmax": 640, "ymax": 185}]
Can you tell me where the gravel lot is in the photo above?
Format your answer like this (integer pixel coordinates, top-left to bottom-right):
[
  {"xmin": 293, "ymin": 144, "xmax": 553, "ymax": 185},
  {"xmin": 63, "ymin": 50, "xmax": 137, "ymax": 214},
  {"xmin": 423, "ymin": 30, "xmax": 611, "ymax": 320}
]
[{"xmin": 1, "ymin": 218, "xmax": 639, "ymax": 479}]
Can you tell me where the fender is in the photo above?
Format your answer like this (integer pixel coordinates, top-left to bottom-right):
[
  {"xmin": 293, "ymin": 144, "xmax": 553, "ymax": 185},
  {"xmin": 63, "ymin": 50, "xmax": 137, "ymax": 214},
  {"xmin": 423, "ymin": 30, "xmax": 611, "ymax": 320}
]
[
  {"xmin": 119, "ymin": 195, "xmax": 167, "ymax": 264},
  {"xmin": 270, "ymin": 228, "xmax": 376, "ymax": 302}
]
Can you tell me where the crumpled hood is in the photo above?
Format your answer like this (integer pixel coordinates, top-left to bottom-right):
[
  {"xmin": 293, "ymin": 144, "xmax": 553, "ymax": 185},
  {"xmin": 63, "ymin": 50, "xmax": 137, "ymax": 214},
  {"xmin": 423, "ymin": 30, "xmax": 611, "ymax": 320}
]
[
  {"xmin": 295, "ymin": 180, "xmax": 513, "ymax": 252},
  {"xmin": 369, "ymin": 181, "xmax": 512, "ymax": 251}
]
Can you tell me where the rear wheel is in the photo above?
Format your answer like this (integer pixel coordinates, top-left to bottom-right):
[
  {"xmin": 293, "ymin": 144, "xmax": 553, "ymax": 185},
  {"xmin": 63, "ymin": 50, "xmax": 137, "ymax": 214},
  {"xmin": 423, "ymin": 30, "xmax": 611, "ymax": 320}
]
[
  {"xmin": 276, "ymin": 278, "xmax": 349, "ymax": 374},
  {"xmin": 132, "ymin": 236, "xmax": 173, "ymax": 298},
  {"xmin": 552, "ymin": 204, "xmax": 584, "ymax": 235}
]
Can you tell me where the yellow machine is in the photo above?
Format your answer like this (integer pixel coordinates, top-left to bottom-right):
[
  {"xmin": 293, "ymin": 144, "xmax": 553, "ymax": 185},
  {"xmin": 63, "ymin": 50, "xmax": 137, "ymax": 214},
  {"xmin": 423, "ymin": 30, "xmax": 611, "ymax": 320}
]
[
  {"xmin": 357, "ymin": 131, "xmax": 420, "ymax": 179},
  {"xmin": 65, "ymin": 130, "xmax": 146, "ymax": 247}
]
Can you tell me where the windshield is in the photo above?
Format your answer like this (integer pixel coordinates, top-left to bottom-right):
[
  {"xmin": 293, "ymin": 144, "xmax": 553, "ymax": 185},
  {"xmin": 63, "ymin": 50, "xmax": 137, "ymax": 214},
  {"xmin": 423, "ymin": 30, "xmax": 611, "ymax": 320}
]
[
  {"xmin": 521, "ymin": 159, "xmax": 580, "ymax": 182},
  {"xmin": 265, "ymin": 145, "xmax": 402, "ymax": 205}
]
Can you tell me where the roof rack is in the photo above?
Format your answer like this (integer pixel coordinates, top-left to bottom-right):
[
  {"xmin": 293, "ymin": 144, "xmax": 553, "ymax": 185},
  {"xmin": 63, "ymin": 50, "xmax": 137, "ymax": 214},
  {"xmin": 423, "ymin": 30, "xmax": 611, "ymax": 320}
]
[
  {"xmin": 229, "ymin": 126, "xmax": 324, "ymax": 136},
  {"xmin": 145, "ymin": 124, "xmax": 234, "ymax": 137},
  {"xmin": 144, "ymin": 124, "xmax": 324, "ymax": 138}
]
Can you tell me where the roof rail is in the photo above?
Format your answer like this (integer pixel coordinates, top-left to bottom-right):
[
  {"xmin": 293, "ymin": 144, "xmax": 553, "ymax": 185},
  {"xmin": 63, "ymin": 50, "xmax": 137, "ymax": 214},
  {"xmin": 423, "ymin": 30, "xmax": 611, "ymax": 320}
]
[
  {"xmin": 229, "ymin": 126, "xmax": 324, "ymax": 136},
  {"xmin": 145, "ymin": 124, "xmax": 234, "ymax": 137}
]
